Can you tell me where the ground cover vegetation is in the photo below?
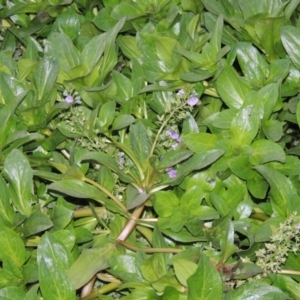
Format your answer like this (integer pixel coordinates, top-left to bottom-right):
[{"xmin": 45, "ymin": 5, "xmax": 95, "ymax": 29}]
[{"xmin": 1, "ymin": 0, "xmax": 300, "ymax": 299}]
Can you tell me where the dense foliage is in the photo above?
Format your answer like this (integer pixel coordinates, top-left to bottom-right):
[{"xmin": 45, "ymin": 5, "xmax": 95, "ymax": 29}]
[{"xmin": 2, "ymin": 0, "xmax": 300, "ymax": 299}]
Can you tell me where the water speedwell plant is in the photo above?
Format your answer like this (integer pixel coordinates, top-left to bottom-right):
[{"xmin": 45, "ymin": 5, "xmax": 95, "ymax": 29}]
[{"xmin": 2, "ymin": 0, "xmax": 300, "ymax": 299}]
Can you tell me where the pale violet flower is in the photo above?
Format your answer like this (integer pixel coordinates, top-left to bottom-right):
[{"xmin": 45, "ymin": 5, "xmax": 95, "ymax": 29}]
[
  {"xmin": 166, "ymin": 130, "xmax": 181, "ymax": 142},
  {"xmin": 166, "ymin": 168, "xmax": 177, "ymax": 178},
  {"xmin": 65, "ymin": 95, "xmax": 74, "ymax": 103},
  {"xmin": 176, "ymin": 89, "xmax": 185, "ymax": 96},
  {"xmin": 187, "ymin": 96, "xmax": 199, "ymax": 107}
]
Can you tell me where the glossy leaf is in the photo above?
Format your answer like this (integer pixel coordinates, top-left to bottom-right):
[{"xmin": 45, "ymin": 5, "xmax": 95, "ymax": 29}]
[
  {"xmin": 254, "ymin": 165, "xmax": 300, "ymax": 216},
  {"xmin": 173, "ymin": 258, "xmax": 197, "ymax": 287},
  {"xmin": 281, "ymin": 26, "xmax": 300, "ymax": 70},
  {"xmin": 230, "ymin": 106, "xmax": 260, "ymax": 146},
  {"xmin": 0, "ymin": 287, "xmax": 26, "ymax": 300},
  {"xmin": 3, "ymin": 149, "xmax": 32, "ymax": 217},
  {"xmin": 249, "ymin": 140, "xmax": 285, "ymax": 165},
  {"xmin": 32, "ymin": 57, "xmax": 59, "ymax": 103},
  {"xmin": 48, "ymin": 179, "xmax": 106, "ymax": 203},
  {"xmin": 236, "ymin": 42, "xmax": 267, "ymax": 87},
  {"xmin": 182, "ymin": 133, "xmax": 218, "ymax": 152},
  {"xmin": 24, "ymin": 211, "xmax": 53, "ymax": 237},
  {"xmin": 46, "ymin": 32, "xmax": 81, "ymax": 71},
  {"xmin": 216, "ymin": 66, "xmax": 251, "ymax": 109},
  {"xmin": 67, "ymin": 243, "xmax": 116, "ymax": 289},
  {"xmin": 129, "ymin": 122, "xmax": 151, "ymax": 164},
  {"xmin": 0, "ymin": 226, "xmax": 26, "ymax": 268},
  {"xmin": 232, "ymin": 282, "xmax": 289, "ymax": 299},
  {"xmin": 187, "ymin": 253, "xmax": 223, "ymax": 300},
  {"xmin": 154, "ymin": 191, "xmax": 179, "ymax": 217},
  {"xmin": 0, "ymin": 176, "xmax": 15, "ymax": 226},
  {"xmin": 37, "ymin": 233, "xmax": 75, "ymax": 300}
]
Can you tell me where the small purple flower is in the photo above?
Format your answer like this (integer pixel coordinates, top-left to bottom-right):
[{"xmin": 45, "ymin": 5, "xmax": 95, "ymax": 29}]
[
  {"xmin": 65, "ymin": 95, "xmax": 74, "ymax": 103},
  {"xmin": 166, "ymin": 130, "xmax": 180, "ymax": 141},
  {"xmin": 176, "ymin": 89, "xmax": 185, "ymax": 96},
  {"xmin": 187, "ymin": 96, "xmax": 199, "ymax": 107},
  {"xmin": 166, "ymin": 167, "xmax": 177, "ymax": 178}
]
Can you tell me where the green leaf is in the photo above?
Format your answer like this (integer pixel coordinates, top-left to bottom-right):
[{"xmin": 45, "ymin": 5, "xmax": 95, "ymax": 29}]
[
  {"xmin": 81, "ymin": 33, "xmax": 106, "ymax": 74},
  {"xmin": 0, "ymin": 73, "xmax": 27, "ymax": 150},
  {"xmin": 112, "ymin": 114, "xmax": 135, "ymax": 130},
  {"xmin": 46, "ymin": 32, "xmax": 80, "ymax": 71},
  {"xmin": 156, "ymin": 149, "xmax": 193, "ymax": 169},
  {"xmin": 111, "ymin": 2, "xmax": 145, "ymax": 20},
  {"xmin": 213, "ymin": 109, "xmax": 237, "ymax": 129},
  {"xmin": 67, "ymin": 243, "xmax": 116, "ymax": 289},
  {"xmin": 219, "ymin": 219, "xmax": 236, "ymax": 264},
  {"xmin": 258, "ymin": 83, "xmax": 280, "ymax": 121},
  {"xmin": 98, "ymin": 101, "xmax": 116, "ymax": 130},
  {"xmin": 112, "ymin": 70, "xmax": 134, "ymax": 100},
  {"xmin": 216, "ymin": 65, "xmax": 251, "ymax": 109},
  {"xmin": 281, "ymin": 26, "xmax": 300, "ymax": 70},
  {"xmin": 254, "ymin": 165, "xmax": 300, "ymax": 216},
  {"xmin": 232, "ymin": 282, "xmax": 289, "ymax": 299},
  {"xmin": 37, "ymin": 232, "xmax": 75, "ymax": 300},
  {"xmin": 52, "ymin": 8, "xmax": 82, "ymax": 40},
  {"xmin": 32, "ymin": 57, "xmax": 59, "ymax": 103},
  {"xmin": 272, "ymin": 274, "xmax": 300, "ymax": 300},
  {"xmin": 173, "ymin": 258, "xmax": 197, "ymax": 287},
  {"xmin": 3, "ymin": 149, "xmax": 32, "ymax": 217},
  {"xmin": 263, "ymin": 119, "xmax": 284, "ymax": 142},
  {"xmin": 141, "ymin": 253, "xmax": 166, "ymax": 282},
  {"xmin": 0, "ymin": 226, "xmax": 26, "ymax": 268},
  {"xmin": 154, "ymin": 191, "xmax": 179, "ymax": 218},
  {"xmin": 235, "ymin": 42, "xmax": 267, "ymax": 87},
  {"xmin": 0, "ymin": 287, "xmax": 26, "ymax": 300},
  {"xmin": 249, "ymin": 140, "xmax": 285, "ymax": 165},
  {"xmin": 187, "ymin": 253, "xmax": 223, "ymax": 300},
  {"xmin": 0, "ymin": 176, "xmax": 15, "ymax": 226},
  {"xmin": 266, "ymin": 59, "xmax": 290, "ymax": 84},
  {"xmin": 247, "ymin": 173, "xmax": 269, "ymax": 199},
  {"xmin": 109, "ymin": 254, "xmax": 144, "ymax": 283},
  {"xmin": 24, "ymin": 211, "xmax": 53, "ymax": 237},
  {"xmin": 129, "ymin": 122, "xmax": 151, "ymax": 164},
  {"xmin": 228, "ymin": 156, "xmax": 256, "ymax": 180},
  {"xmin": 80, "ymin": 152, "xmax": 133, "ymax": 183},
  {"xmin": 230, "ymin": 106, "xmax": 260, "ymax": 146},
  {"xmin": 48, "ymin": 179, "xmax": 106, "ymax": 203},
  {"xmin": 182, "ymin": 133, "xmax": 218, "ymax": 152},
  {"xmin": 255, "ymin": 17, "xmax": 284, "ymax": 63}
]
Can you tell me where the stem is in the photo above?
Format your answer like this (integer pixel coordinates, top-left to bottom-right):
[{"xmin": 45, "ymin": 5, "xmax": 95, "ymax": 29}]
[
  {"xmin": 84, "ymin": 177, "xmax": 128, "ymax": 215},
  {"xmin": 81, "ymin": 282, "xmax": 122, "ymax": 300},
  {"xmin": 278, "ymin": 269, "xmax": 300, "ymax": 276},
  {"xmin": 80, "ymin": 276, "xmax": 96, "ymax": 299},
  {"xmin": 149, "ymin": 106, "xmax": 180, "ymax": 157},
  {"xmin": 73, "ymin": 207, "xmax": 108, "ymax": 218},
  {"xmin": 251, "ymin": 213, "xmax": 269, "ymax": 221},
  {"xmin": 106, "ymin": 134, "xmax": 145, "ymax": 181},
  {"xmin": 116, "ymin": 204, "xmax": 145, "ymax": 241},
  {"xmin": 118, "ymin": 240, "xmax": 183, "ymax": 254}
]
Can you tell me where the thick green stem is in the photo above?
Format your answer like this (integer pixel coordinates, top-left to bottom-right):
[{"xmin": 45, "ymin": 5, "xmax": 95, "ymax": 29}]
[
  {"xmin": 118, "ymin": 240, "xmax": 183, "ymax": 254},
  {"xmin": 81, "ymin": 282, "xmax": 122, "ymax": 300},
  {"xmin": 73, "ymin": 207, "xmax": 108, "ymax": 218},
  {"xmin": 83, "ymin": 177, "xmax": 128, "ymax": 214}
]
